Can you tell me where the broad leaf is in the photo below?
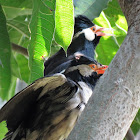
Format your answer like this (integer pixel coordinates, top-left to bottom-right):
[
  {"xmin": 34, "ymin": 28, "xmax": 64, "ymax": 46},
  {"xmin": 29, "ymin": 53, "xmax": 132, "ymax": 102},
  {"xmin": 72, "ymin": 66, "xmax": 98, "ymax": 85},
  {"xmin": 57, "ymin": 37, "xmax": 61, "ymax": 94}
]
[
  {"xmin": 74, "ymin": 0, "xmax": 111, "ymax": 20},
  {"xmin": 11, "ymin": 53, "xmax": 30, "ymax": 83},
  {"xmin": 1, "ymin": 1, "xmax": 32, "ymax": 84},
  {"xmin": 55, "ymin": 0, "xmax": 74, "ymax": 51},
  {"xmin": 0, "ymin": 121, "xmax": 8, "ymax": 140},
  {"xmin": 94, "ymin": 0, "xmax": 127, "ymax": 65},
  {"xmin": 7, "ymin": 16, "xmax": 31, "ymax": 83},
  {"xmin": 0, "ymin": 5, "xmax": 11, "ymax": 100},
  {"xmin": 2, "ymin": 0, "xmax": 31, "ymax": 48},
  {"xmin": 7, "ymin": 16, "xmax": 30, "ymax": 40},
  {"xmin": 15, "ymin": 54, "xmax": 30, "ymax": 83},
  {"xmin": 95, "ymin": 36, "xmax": 119, "ymax": 65},
  {"xmin": 7, "ymin": 15, "xmax": 31, "ymax": 50},
  {"xmin": 103, "ymin": 0, "xmax": 127, "ymax": 45},
  {"xmin": 28, "ymin": 0, "xmax": 55, "ymax": 82},
  {"xmin": 7, "ymin": 76, "xmax": 17, "ymax": 100},
  {"xmin": 1, "ymin": 0, "xmax": 32, "ymax": 20},
  {"xmin": 131, "ymin": 109, "xmax": 140, "ymax": 135},
  {"xmin": 11, "ymin": 53, "xmax": 21, "ymax": 80}
]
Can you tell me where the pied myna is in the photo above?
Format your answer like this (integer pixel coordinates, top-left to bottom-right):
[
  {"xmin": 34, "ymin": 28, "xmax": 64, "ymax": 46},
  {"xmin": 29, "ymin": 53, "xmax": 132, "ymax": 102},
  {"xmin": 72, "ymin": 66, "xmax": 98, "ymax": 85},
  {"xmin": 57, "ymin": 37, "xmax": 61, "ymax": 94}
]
[
  {"xmin": 0, "ymin": 53, "xmax": 108, "ymax": 140},
  {"xmin": 44, "ymin": 15, "xmax": 112, "ymax": 76}
]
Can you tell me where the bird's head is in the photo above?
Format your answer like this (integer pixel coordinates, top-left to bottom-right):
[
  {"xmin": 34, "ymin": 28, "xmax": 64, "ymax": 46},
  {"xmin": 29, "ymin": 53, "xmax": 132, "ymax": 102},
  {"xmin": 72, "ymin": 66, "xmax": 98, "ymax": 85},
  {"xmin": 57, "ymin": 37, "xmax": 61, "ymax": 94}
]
[
  {"xmin": 74, "ymin": 15, "xmax": 113, "ymax": 42},
  {"xmin": 67, "ymin": 15, "xmax": 113, "ymax": 58},
  {"xmin": 64, "ymin": 53, "xmax": 108, "ymax": 84}
]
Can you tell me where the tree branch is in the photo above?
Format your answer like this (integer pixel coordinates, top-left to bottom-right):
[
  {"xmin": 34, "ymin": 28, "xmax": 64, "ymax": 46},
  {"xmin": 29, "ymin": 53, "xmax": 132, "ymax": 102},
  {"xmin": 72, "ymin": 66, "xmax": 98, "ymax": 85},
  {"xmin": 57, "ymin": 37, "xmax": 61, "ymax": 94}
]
[
  {"xmin": 11, "ymin": 43, "xmax": 28, "ymax": 57},
  {"xmin": 125, "ymin": 128, "xmax": 135, "ymax": 140},
  {"xmin": 68, "ymin": 0, "xmax": 140, "ymax": 139}
]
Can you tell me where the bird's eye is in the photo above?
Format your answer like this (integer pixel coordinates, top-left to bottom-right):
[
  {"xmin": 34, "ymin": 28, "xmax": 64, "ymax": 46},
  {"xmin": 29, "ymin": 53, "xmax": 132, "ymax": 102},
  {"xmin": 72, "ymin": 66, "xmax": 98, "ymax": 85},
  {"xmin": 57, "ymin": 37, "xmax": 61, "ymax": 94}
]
[
  {"xmin": 89, "ymin": 64, "xmax": 96, "ymax": 70},
  {"xmin": 92, "ymin": 27, "xmax": 95, "ymax": 31}
]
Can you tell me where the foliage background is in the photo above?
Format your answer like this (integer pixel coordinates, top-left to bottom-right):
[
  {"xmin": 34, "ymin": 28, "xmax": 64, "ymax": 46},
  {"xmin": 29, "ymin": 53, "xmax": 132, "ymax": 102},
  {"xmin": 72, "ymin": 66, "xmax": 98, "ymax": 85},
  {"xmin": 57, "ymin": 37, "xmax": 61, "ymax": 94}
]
[{"xmin": 0, "ymin": 0, "xmax": 139, "ymax": 139}]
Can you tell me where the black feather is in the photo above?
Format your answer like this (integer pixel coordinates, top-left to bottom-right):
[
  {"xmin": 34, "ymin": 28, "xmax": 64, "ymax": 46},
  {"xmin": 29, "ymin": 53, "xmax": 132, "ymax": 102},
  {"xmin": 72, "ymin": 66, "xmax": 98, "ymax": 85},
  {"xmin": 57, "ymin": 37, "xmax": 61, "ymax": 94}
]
[
  {"xmin": 0, "ymin": 55, "xmax": 104, "ymax": 140},
  {"xmin": 44, "ymin": 15, "xmax": 101, "ymax": 76}
]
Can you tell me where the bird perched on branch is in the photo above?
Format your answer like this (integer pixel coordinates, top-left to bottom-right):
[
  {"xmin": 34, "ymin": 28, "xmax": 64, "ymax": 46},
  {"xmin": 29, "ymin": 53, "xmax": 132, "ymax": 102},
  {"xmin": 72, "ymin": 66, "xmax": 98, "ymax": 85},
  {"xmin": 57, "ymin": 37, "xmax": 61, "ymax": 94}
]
[
  {"xmin": 0, "ymin": 53, "xmax": 108, "ymax": 140},
  {"xmin": 44, "ymin": 15, "xmax": 112, "ymax": 76}
]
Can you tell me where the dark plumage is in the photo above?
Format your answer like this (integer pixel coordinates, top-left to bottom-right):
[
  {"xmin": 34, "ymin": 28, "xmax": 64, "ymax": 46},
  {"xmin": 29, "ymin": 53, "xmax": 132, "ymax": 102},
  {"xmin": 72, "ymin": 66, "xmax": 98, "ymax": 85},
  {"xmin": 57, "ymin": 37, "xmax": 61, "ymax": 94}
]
[
  {"xmin": 44, "ymin": 15, "xmax": 104, "ymax": 76},
  {"xmin": 0, "ymin": 54, "xmax": 108, "ymax": 140}
]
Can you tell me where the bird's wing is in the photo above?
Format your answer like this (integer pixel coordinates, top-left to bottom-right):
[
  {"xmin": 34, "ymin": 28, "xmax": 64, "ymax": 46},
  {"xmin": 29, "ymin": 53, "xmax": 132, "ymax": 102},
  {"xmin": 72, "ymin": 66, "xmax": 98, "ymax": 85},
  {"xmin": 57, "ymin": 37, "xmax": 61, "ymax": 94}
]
[{"xmin": 0, "ymin": 74, "xmax": 73, "ymax": 131}]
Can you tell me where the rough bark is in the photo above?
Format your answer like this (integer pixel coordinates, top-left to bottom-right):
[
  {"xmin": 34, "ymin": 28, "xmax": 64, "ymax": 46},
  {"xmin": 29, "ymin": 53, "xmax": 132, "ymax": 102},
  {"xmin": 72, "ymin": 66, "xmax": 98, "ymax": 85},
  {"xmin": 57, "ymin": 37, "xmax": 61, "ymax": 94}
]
[{"xmin": 68, "ymin": 0, "xmax": 140, "ymax": 140}]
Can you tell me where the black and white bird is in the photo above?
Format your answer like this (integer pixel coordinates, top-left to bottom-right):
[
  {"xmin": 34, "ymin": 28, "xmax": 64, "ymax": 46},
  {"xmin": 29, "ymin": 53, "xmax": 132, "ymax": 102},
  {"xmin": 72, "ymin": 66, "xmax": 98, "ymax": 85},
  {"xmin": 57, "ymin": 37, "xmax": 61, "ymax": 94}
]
[
  {"xmin": 0, "ymin": 53, "xmax": 108, "ymax": 140},
  {"xmin": 44, "ymin": 15, "xmax": 111, "ymax": 76}
]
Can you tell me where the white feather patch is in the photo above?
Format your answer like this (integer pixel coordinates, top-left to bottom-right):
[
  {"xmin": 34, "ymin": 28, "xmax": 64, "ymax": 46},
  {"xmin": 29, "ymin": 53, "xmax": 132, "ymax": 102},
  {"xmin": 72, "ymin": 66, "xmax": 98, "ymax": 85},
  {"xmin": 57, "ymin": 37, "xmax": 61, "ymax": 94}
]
[
  {"xmin": 82, "ymin": 28, "xmax": 95, "ymax": 41},
  {"xmin": 78, "ymin": 81, "xmax": 93, "ymax": 104},
  {"xmin": 67, "ymin": 82, "xmax": 93, "ymax": 113}
]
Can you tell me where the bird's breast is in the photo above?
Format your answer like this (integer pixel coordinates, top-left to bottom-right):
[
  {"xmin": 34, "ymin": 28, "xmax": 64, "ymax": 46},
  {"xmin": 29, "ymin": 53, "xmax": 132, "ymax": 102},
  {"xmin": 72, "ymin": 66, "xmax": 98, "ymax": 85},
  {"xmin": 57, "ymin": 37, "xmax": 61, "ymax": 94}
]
[
  {"xmin": 67, "ymin": 81, "xmax": 93, "ymax": 112},
  {"xmin": 78, "ymin": 81, "xmax": 93, "ymax": 104}
]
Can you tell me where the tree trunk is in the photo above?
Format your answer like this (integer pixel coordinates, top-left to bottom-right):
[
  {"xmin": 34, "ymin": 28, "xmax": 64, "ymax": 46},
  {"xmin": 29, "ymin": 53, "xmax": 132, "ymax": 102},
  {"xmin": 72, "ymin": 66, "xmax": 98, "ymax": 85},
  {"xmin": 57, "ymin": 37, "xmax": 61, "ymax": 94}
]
[{"xmin": 68, "ymin": 0, "xmax": 140, "ymax": 139}]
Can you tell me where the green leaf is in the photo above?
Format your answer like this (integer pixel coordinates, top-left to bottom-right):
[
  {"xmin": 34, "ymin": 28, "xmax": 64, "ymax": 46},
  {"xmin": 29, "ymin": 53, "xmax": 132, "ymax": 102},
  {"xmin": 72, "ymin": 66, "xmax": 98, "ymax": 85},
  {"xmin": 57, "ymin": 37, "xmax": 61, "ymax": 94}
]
[
  {"xmin": 1, "ymin": 1, "xmax": 32, "ymax": 61},
  {"xmin": 1, "ymin": 0, "xmax": 32, "ymax": 20},
  {"xmin": 7, "ymin": 15, "xmax": 31, "ymax": 50},
  {"xmin": 0, "ymin": 121, "xmax": 8, "ymax": 140},
  {"xmin": 11, "ymin": 53, "xmax": 21, "ymax": 79},
  {"xmin": 131, "ymin": 109, "xmax": 140, "ymax": 135},
  {"xmin": 74, "ymin": 0, "xmax": 111, "ymax": 20},
  {"xmin": 15, "ymin": 54, "xmax": 30, "ymax": 83},
  {"xmin": 94, "ymin": 0, "xmax": 127, "ymax": 65},
  {"xmin": 96, "ymin": 36, "xmax": 119, "ymax": 65},
  {"xmin": 7, "ymin": 76, "xmax": 17, "ymax": 100},
  {"xmin": 55, "ymin": 0, "xmax": 74, "ymax": 51},
  {"xmin": 0, "ymin": 5, "xmax": 11, "ymax": 100},
  {"xmin": 28, "ymin": 0, "xmax": 55, "ymax": 83},
  {"xmin": 11, "ymin": 53, "xmax": 30, "ymax": 83},
  {"xmin": 6, "ymin": 15, "xmax": 30, "ymax": 84},
  {"xmin": 50, "ymin": 40, "xmax": 61, "ymax": 56},
  {"xmin": 7, "ymin": 16, "xmax": 30, "ymax": 39},
  {"xmin": 103, "ymin": 0, "xmax": 127, "ymax": 45}
]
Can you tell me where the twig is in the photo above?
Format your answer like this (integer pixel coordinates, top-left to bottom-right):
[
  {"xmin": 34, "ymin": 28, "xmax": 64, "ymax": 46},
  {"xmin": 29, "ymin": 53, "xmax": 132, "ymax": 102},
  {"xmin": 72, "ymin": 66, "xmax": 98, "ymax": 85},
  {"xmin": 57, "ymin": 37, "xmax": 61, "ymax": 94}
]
[
  {"xmin": 11, "ymin": 43, "xmax": 28, "ymax": 57},
  {"xmin": 125, "ymin": 128, "xmax": 135, "ymax": 140}
]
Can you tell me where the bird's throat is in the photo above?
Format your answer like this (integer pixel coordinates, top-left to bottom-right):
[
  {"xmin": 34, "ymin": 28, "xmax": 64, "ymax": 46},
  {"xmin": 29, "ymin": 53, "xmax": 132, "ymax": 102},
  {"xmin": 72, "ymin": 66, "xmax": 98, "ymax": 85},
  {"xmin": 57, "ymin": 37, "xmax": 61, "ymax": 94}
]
[{"xmin": 67, "ymin": 33, "xmax": 96, "ymax": 59}]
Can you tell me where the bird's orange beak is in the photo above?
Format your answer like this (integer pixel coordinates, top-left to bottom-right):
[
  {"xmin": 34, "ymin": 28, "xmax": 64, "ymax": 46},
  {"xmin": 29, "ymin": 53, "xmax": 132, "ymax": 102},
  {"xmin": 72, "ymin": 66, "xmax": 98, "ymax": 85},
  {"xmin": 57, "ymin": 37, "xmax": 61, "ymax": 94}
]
[
  {"xmin": 96, "ymin": 65, "xmax": 108, "ymax": 74},
  {"xmin": 90, "ymin": 25, "xmax": 114, "ymax": 36},
  {"xmin": 89, "ymin": 64, "xmax": 108, "ymax": 74}
]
